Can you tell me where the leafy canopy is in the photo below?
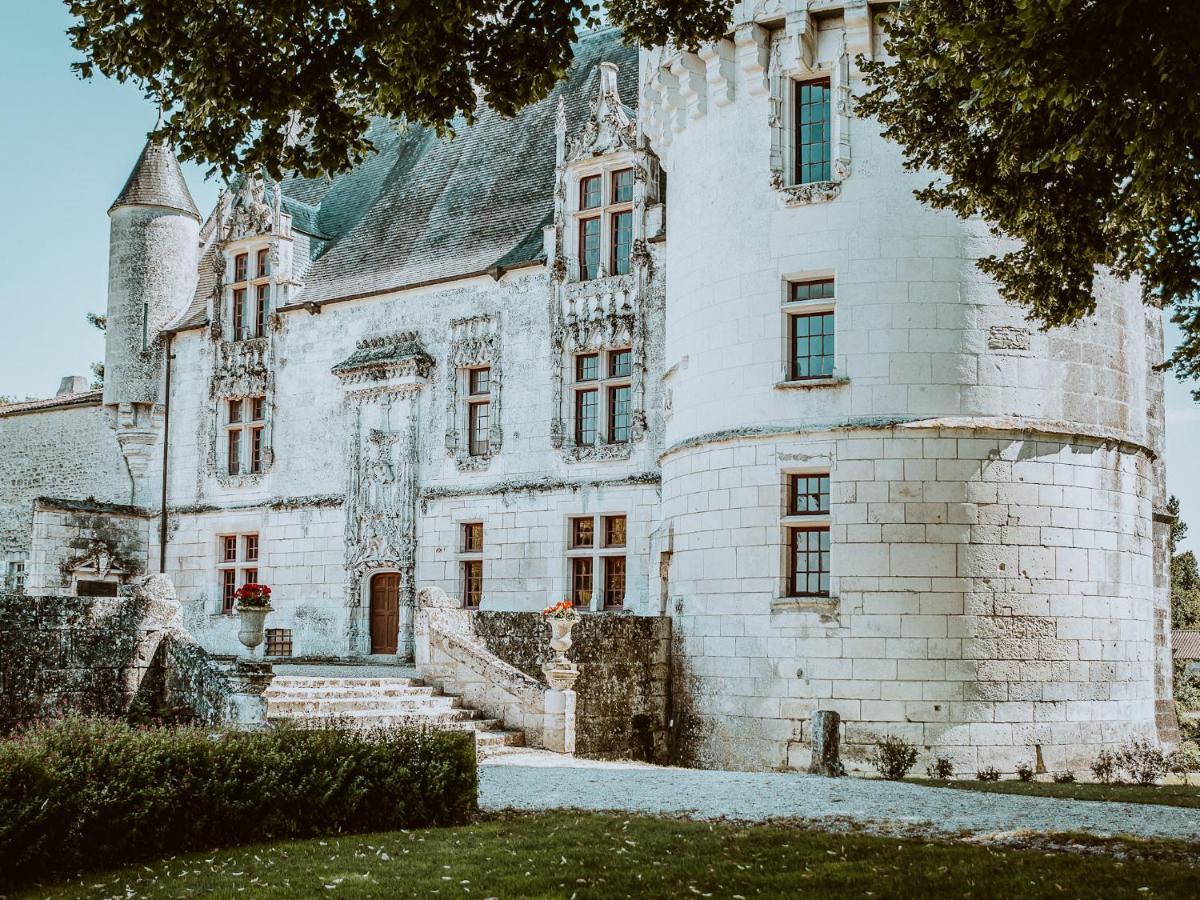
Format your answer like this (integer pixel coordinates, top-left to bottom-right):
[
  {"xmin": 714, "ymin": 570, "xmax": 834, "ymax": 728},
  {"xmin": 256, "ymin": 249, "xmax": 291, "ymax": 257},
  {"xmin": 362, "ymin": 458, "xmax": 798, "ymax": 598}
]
[
  {"xmin": 65, "ymin": 0, "xmax": 732, "ymax": 181},
  {"xmin": 858, "ymin": 1, "xmax": 1200, "ymax": 392}
]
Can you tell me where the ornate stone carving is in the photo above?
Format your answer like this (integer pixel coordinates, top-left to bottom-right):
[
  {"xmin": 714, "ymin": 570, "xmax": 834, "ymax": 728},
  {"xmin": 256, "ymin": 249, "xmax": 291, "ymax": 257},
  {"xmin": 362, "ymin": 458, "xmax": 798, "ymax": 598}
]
[
  {"xmin": 333, "ymin": 332, "xmax": 434, "ymax": 386},
  {"xmin": 444, "ymin": 316, "xmax": 502, "ymax": 470},
  {"xmin": 565, "ymin": 62, "xmax": 637, "ymax": 163},
  {"xmin": 214, "ymin": 338, "xmax": 269, "ymax": 398},
  {"xmin": 225, "ymin": 174, "xmax": 273, "ymax": 241},
  {"xmin": 776, "ymin": 179, "xmax": 843, "ymax": 206},
  {"xmin": 347, "ymin": 427, "xmax": 416, "ymax": 571}
]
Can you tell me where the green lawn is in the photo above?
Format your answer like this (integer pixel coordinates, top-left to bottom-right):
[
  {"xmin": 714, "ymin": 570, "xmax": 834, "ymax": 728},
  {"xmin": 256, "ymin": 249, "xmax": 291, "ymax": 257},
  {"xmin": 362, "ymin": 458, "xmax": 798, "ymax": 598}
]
[
  {"xmin": 910, "ymin": 777, "xmax": 1200, "ymax": 809},
  {"xmin": 13, "ymin": 811, "xmax": 1198, "ymax": 899}
]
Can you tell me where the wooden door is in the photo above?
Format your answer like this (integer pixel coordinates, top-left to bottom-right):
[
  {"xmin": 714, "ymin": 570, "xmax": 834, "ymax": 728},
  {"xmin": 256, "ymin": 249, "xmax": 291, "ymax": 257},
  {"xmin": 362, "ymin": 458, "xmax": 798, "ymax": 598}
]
[{"xmin": 369, "ymin": 573, "xmax": 401, "ymax": 654}]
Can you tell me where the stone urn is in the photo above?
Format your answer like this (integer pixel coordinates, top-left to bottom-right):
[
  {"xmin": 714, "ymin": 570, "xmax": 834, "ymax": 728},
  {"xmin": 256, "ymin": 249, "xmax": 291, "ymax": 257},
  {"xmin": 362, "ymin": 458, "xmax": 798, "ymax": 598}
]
[
  {"xmin": 237, "ymin": 605, "xmax": 273, "ymax": 655},
  {"xmin": 548, "ymin": 617, "xmax": 576, "ymax": 657}
]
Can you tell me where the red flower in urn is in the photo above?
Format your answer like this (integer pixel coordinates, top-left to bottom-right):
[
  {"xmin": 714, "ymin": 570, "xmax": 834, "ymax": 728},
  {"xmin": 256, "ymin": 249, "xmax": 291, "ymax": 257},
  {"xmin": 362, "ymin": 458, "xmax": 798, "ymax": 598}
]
[{"xmin": 233, "ymin": 582, "xmax": 272, "ymax": 610}]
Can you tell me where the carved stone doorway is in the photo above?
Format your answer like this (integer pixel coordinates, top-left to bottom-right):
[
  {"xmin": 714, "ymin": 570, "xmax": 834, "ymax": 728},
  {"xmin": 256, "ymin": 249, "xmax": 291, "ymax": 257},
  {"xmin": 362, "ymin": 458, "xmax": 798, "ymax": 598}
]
[{"xmin": 369, "ymin": 573, "xmax": 401, "ymax": 654}]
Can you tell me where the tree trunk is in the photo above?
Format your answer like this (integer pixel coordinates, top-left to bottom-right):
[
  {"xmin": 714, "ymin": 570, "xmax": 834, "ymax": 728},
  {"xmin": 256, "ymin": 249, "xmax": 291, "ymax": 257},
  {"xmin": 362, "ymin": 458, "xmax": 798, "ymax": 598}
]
[{"xmin": 807, "ymin": 709, "xmax": 843, "ymax": 776}]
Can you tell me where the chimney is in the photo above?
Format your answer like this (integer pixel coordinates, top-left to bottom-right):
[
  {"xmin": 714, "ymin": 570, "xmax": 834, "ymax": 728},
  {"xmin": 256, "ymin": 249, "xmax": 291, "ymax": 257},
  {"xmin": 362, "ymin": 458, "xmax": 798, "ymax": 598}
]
[{"xmin": 57, "ymin": 375, "xmax": 90, "ymax": 396}]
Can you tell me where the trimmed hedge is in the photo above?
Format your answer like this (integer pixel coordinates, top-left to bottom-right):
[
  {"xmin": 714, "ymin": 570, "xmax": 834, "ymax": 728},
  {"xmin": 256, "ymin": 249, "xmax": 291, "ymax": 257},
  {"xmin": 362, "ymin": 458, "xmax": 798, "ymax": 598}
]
[{"xmin": 0, "ymin": 717, "xmax": 477, "ymax": 884}]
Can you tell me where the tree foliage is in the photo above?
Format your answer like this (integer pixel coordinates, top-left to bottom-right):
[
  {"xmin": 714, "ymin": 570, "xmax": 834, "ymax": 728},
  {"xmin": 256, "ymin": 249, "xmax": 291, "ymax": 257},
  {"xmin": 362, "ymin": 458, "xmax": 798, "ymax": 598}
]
[
  {"xmin": 64, "ymin": 1, "xmax": 732, "ymax": 181},
  {"xmin": 87, "ymin": 311, "xmax": 106, "ymax": 388},
  {"xmin": 858, "ymin": 1, "xmax": 1200, "ymax": 392}
]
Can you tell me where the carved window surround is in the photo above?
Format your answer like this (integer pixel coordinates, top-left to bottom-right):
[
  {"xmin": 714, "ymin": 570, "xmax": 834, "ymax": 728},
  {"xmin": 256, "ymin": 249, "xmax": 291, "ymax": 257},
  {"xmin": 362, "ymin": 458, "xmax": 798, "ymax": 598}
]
[
  {"xmin": 550, "ymin": 61, "xmax": 656, "ymax": 463},
  {"xmin": 767, "ymin": 22, "xmax": 853, "ymax": 208},
  {"xmin": 208, "ymin": 337, "xmax": 275, "ymax": 485},
  {"xmin": 444, "ymin": 316, "xmax": 503, "ymax": 472}
]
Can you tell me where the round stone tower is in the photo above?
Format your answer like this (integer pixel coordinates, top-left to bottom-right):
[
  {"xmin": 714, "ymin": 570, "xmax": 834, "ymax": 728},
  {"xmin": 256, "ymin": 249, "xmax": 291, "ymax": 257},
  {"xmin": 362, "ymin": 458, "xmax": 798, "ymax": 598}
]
[
  {"xmin": 642, "ymin": 3, "xmax": 1172, "ymax": 773},
  {"xmin": 104, "ymin": 136, "xmax": 200, "ymax": 496}
]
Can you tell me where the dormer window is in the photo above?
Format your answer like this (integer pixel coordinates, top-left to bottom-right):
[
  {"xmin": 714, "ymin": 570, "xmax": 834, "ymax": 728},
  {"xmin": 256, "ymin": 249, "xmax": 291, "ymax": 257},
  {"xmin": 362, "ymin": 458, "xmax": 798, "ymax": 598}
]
[
  {"xmin": 227, "ymin": 245, "xmax": 270, "ymax": 340},
  {"xmin": 574, "ymin": 166, "xmax": 635, "ymax": 281}
]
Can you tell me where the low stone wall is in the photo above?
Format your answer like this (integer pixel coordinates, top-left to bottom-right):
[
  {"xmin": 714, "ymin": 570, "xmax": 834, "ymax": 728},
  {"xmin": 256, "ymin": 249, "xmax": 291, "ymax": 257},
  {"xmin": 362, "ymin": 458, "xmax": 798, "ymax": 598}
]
[
  {"xmin": 0, "ymin": 591, "xmax": 148, "ymax": 732},
  {"xmin": 0, "ymin": 577, "xmax": 272, "ymax": 733},
  {"xmin": 475, "ymin": 612, "xmax": 672, "ymax": 763}
]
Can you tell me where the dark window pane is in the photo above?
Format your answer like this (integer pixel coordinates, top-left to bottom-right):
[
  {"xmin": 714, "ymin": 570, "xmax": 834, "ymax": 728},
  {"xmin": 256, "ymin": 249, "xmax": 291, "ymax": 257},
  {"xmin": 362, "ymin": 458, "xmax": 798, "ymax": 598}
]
[
  {"xmin": 795, "ymin": 78, "xmax": 831, "ymax": 185},
  {"xmin": 244, "ymin": 534, "xmax": 259, "ymax": 562},
  {"xmin": 603, "ymin": 515, "xmax": 627, "ymax": 548},
  {"xmin": 580, "ymin": 175, "xmax": 601, "ymax": 210},
  {"xmin": 790, "ymin": 526, "xmax": 831, "ymax": 597},
  {"xmin": 790, "ymin": 278, "xmax": 835, "ymax": 303},
  {"xmin": 227, "ymin": 429, "xmax": 241, "ymax": 475},
  {"xmin": 469, "ymin": 401, "xmax": 490, "ymax": 456},
  {"xmin": 609, "ymin": 349, "xmax": 632, "ymax": 378},
  {"xmin": 576, "ymin": 354, "xmax": 599, "ymax": 382},
  {"xmin": 790, "ymin": 474, "xmax": 831, "ymax": 515},
  {"xmin": 255, "ymin": 284, "xmax": 269, "ymax": 337},
  {"xmin": 223, "ymin": 535, "xmax": 238, "ymax": 562},
  {"xmin": 570, "ymin": 517, "xmax": 594, "ymax": 549},
  {"xmin": 234, "ymin": 253, "xmax": 248, "ymax": 282},
  {"xmin": 611, "ymin": 210, "xmax": 633, "ymax": 276},
  {"xmin": 256, "ymin": 248, "xmax": 270, "ymax": 278},
  {"xmin": 579, "ymin": 217, "xmax": 602, "ymax": 280},
  {"xmin": 604, "ymin": 556, "xmax": 626, "ymax": 609},
  {"xmin": 222, "ymin": 569, "xmax": 237, "ymax": 612},
  {"xmin": 608, "ymin": 385, "xmax": 631, "ymax": 443},
  {"xmin": 575, "ymin": 389, "xmax": 598, "ymax": 445},
  {"xmin": 250, "ymin": 427, "xmax": 265, "ymax": 473},
  {"xmin": 612, "ymin": 168, "xmax": 634, "ymax": 203},
  {"xmin": 463, "ymin": 560, "xmax": 483, "ymax": 608},
  {"xmin": 790, "ymin": 311, "xmax": 835, "ymax": 381},
  {"xmin": 232, "ymin": 288, "xmax": 246, "ymax": 339},
  {"xmin": 469, "ymin": 367, "xmax": 490, "ymax": 396},
  {"xmin": 463, "ymin": 522, "xmax": 484, "ymax": 552},
  {"xmin": 571, "ymin": 556, "xmax": 594, "ymax": 606}
]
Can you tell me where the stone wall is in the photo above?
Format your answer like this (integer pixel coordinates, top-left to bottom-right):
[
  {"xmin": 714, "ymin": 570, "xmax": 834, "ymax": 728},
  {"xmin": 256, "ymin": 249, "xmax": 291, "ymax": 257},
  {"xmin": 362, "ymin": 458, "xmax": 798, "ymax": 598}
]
[
  {"xmin": 0, "ymin": 592, "xmax": 147, "ymax": 732},
  {"xmin": 0, "ymin": 400, "xmax": 129, "ymax": 571},
  {"xmin": 475, "ymin": 611, "xmax": 672, "ymax": 762}
]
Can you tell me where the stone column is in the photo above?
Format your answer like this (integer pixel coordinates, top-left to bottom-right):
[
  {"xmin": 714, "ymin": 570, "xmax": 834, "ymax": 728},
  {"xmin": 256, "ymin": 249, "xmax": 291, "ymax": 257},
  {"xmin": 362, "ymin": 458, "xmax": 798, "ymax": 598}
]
[
  {"xmin": 807, "ymin": 709, "xmax": 844, "ymax": 777},
  {"xmin": 542, "ymin": 665, "xmax": 579, "ymax": 754}
]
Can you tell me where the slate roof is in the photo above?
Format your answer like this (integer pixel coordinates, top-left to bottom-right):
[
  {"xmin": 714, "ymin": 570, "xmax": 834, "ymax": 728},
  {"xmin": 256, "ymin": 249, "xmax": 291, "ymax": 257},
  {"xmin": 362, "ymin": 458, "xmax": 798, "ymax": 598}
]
[
  {"xmin": 1175, "ymin": 630, "xmax": 1200, "ymax": 661},
  {"xmin": 0, "ymin": 390, "xmax": 103, "ymax": 418},
  {"xmin": 110, "ymin": 138, "xmax": 201, "ymax": 221},
  {"xmin": 171, "ymin": 27, "xmax": 637, "ymax": 330}
]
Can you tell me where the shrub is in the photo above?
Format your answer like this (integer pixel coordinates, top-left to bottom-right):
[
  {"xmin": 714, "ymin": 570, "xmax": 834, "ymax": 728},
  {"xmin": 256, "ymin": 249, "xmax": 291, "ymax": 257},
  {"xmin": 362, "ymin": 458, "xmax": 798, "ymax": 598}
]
[
  {"xmin": 1052, "ymin": 771, "xmax": 1077, "ymax": 784},
  {"xmin": 925, "ymin": 756, "xmax": 954, "ymax": 780},
  {"xmin": 1090, "ymin": 748, "xmax": 1117, "ymax": 785},
  {"xmin": 1167, "ymin": 742, "xmax": 1200, "ymax": 785},
  {"xmin": 0, "ymin": 717, "xmax": 477, "ymax": 885},
  {"xmin": 868, "ymin": 735, "xmax": 918, "ymax": 780},
  {"xmin": 975, "ymin": 766, "xmax": 1001, "ymax": 782},
  {"xmin": 1115, "ymin": 738, "xmax": 1169, "ymax": 786},
  {"xmin": 1015, "ymin": 762, "xmax": 1035, "ymax": 782}
]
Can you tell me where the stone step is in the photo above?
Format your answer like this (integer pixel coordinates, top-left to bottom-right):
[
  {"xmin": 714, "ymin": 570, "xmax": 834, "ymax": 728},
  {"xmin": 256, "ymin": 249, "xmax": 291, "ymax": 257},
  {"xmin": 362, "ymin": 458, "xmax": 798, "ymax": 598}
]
[
  {"xmin": 264, "ymin": 685, "xmax": 437, "ymax": 700},
  {"xmin": 268, "ymin": 711, "xmax": 500, "ymax": 730},
  {"xmin": 268, "ymin": 696, "xmax": 464, "ymax": 716},
  {"xmin": 267, "ymin": 676, "xmax": 425, "ymax": 689}
]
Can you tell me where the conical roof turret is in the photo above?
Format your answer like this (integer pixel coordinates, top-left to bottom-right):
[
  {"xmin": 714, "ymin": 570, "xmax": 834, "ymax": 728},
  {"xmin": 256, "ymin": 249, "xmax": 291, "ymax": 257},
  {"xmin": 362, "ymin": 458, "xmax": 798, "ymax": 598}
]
[{"xmin": 109, "ymin": 137, "xmax": 200, "ymax": 221}]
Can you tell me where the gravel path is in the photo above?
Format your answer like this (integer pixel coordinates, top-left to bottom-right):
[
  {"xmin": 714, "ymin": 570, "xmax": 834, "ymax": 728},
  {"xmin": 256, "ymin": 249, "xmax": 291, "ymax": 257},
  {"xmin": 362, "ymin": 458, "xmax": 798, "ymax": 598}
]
[{"xmin": 480, "ymin": 750, "xmax": 1200, "ymax": 842}]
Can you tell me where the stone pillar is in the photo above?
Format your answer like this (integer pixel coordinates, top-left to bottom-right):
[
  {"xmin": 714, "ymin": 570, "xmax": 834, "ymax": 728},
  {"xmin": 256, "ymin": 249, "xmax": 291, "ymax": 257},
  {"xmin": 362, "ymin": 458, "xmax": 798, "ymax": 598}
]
[
  {"xmin": 807, "ymin": 709, "xmax": 843, "ymax": 777},
  {"xmin": 225, "ymin": 660, "xmax": 275, "ymax": 730},
  {"xmin": 542, "ymin": 666, "xmax": 579, "ymax": 754}
]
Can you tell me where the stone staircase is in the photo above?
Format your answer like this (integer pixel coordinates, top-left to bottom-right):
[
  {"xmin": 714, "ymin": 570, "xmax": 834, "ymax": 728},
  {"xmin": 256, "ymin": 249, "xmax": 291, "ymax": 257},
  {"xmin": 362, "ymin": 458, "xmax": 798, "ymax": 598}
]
[{"xmin": 264, "ymin": 667, "xmax": 524, "ymax": 753}]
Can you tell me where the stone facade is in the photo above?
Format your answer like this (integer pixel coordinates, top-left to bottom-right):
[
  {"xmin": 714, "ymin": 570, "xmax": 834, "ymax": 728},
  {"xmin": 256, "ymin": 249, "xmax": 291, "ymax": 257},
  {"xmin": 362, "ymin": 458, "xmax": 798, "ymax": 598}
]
[{"xmin": 0, "ymin": 6, "xmax": 1173, "ymax": 771}]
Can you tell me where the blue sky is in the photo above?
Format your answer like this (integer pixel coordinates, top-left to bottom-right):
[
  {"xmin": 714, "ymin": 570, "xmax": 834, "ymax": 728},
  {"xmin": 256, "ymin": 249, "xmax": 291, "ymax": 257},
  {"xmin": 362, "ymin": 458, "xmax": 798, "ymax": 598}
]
[{"xmin": 1, "ymin": 3, "xmax": 1197, "ymax": 554}]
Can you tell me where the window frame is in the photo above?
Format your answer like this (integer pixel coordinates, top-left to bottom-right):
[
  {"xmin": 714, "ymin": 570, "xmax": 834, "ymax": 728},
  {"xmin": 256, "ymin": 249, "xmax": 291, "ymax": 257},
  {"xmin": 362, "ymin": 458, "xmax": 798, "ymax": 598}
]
[
  {"xmin": 571, "ymin": 348, "xmax": 632, "ymax": 447},
  {"xmin": 465, "ymin": 366, "xmax": 492, "ymax": 458},
  {"xmin": 793, "ymin": 76, "xmax": 832, "ymax": 185},
  {"xmin": 565, "ymin": 513, "xmax": 628, "ymax": 611},
  {"xmin": 781, "ymin": 471, "xmax": 832, "ymax": 599},
  {"xmin": 216, "ymin": 532, "xmax": 261, "ymax": 614},
  {"xmin": 783, "ymin": 277, "xmax": 836, "ymax": 383},
  {"xmin": 226, "ymin": 243, "xmax": 271, "ymax": 341},
  {"xmin": 458, "ymin": 522, "xmax": 484, "ymax": 608},
  {"xmin": 225, "ymin": 396, "xmax": 267, "ymax": 476},
  {"xmin": 571, "ymin": 164, "xmax": 635, "ymax": 281}
]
